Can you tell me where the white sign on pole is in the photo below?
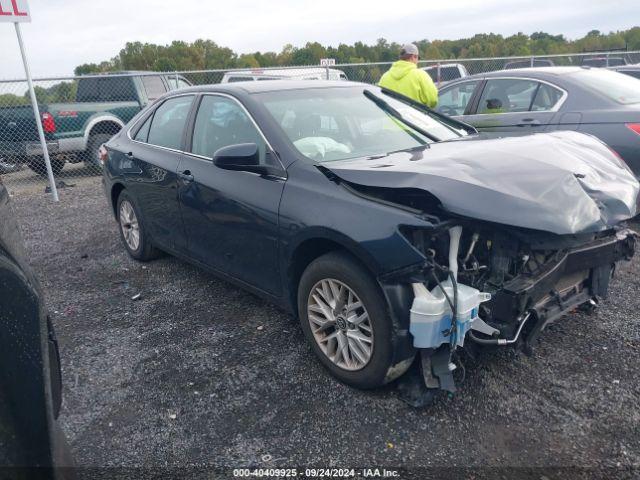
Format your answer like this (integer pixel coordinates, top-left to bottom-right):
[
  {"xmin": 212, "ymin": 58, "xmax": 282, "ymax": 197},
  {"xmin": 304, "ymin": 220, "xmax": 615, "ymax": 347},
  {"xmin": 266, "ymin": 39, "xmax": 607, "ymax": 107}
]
[
  {"xmin": 0, "ymin": 0, "xmax": 31, "ymax": 22},
  {"xmin": 320, "ymin": 58, "xmax": 336, "ymax": 67},
  {"xmin": 2, "ymin": 0, "xmax": 58, "ymax": 201}
]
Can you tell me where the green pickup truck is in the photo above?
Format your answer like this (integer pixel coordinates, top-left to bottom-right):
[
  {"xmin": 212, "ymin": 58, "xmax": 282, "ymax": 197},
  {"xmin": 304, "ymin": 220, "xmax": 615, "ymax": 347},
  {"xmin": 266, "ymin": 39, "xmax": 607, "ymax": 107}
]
[{"xmin": 0, "ymin": 72, "xmax": 191, "ymax": 175}]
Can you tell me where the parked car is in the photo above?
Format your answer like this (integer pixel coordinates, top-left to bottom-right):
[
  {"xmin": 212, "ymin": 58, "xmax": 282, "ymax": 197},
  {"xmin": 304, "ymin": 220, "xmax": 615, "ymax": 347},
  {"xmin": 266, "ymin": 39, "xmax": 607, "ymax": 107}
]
[
  {"xmin": 101, "ymin": 81, "xmax": 637, "ymax": 394},
  {"xmin": 609, "ymin": 64, "xmax": 640, "ymax": 80},
  {"xmin": 221, "ymin": 68, "xmax": 348, "ymax": 83},
  {"xmin": 504, "ymin": 59, "xmax": 555, "ymax": 69},
  {"xmin": 0, "ymin": 71, "xmax": 191, "ymax": 176},
  {"xmin": 421, "ymin": 63, "xmax": 469, "ymax": 85},
  {"xmin": 581, "ymin": 56, "xmax": 628, "ymax": 67},
  {"xmin": 0, "ymin": 177, "xmax": 72, "ymax": 474},
  {"xmin": 436, "ymin": 67, "xmax": 640, "ymax": 175}
]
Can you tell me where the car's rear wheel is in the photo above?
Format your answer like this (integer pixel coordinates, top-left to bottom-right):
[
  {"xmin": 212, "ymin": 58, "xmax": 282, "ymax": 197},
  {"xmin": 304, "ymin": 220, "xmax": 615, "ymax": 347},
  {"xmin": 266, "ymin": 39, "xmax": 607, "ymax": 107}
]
[
  {"xmin": 116, "ymin": 191, "xmax": 160, "ymax": 261},
  {"xmin": 297, "ymin": 251, "xmax": 394, "ymax": 389}
]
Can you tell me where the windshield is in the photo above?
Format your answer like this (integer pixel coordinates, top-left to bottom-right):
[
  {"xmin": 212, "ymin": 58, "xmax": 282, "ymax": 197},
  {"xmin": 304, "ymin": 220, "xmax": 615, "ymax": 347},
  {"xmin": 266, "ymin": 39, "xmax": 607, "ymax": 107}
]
[
  {"xmin": 258, "ymin": 87, "xmax": 464, "ymax": 162},
  {"xmin": 572, "ymin": 68, "xmax": 640, "ymax": 104}
]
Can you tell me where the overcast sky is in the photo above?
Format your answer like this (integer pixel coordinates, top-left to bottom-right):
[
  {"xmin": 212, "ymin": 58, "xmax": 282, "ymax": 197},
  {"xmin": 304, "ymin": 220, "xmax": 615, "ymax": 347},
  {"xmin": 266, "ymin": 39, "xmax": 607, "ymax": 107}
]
[{"xmin": 0, "ymin": 0, "xmax": 638, "ymax": 78}]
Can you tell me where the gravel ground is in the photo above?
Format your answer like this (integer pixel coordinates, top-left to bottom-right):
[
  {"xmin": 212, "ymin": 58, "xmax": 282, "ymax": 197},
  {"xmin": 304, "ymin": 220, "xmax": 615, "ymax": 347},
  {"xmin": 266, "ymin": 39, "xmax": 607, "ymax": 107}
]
[{"xmin": 9, "ymin": 178, "xmax": 640, "ymax": 478}]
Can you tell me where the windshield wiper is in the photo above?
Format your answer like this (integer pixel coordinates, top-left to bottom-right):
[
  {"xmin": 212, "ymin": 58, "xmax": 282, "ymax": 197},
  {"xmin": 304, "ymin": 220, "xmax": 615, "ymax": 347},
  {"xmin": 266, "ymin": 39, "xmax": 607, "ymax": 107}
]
[
  {"xmin": 386, "ymin": 145, "xmax": 430, "ymax": 156},
  {"xmin": 363, "ymin": 89, "xmax": 438, "ymax": 143}
]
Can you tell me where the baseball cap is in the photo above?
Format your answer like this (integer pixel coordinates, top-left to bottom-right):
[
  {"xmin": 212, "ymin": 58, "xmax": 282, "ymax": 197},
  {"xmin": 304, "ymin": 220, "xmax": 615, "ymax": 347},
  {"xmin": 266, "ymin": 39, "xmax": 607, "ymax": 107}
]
[{"xmin": 401, "ymin": 43, "xmax": 419, "ymax": 56}]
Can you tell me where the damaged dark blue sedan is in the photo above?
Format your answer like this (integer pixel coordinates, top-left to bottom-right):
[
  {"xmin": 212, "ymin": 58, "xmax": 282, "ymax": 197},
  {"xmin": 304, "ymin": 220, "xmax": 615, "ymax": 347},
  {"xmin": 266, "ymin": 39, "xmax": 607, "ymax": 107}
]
[{"xmin": 101, "ymin": 81, "xmax": 638, "ymax": 393}]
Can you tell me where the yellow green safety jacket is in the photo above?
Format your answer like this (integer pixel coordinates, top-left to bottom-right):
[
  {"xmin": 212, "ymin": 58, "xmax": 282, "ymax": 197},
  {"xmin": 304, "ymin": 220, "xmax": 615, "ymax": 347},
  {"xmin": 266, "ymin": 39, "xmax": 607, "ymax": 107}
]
[{"xmin": 378, "ymin": 60, "xmax": 439, "ymax": 108}]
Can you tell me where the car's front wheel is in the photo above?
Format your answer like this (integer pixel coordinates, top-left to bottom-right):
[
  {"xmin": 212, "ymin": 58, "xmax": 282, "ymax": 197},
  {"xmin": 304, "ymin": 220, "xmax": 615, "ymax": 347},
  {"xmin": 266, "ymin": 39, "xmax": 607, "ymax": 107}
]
[
  {"xmin": 116, "ymin": 191, "xmax": 160, "ymax": 261},
  {"xmin": 297, "ymin": 251, "xmax": 394, "ymax": 389}
]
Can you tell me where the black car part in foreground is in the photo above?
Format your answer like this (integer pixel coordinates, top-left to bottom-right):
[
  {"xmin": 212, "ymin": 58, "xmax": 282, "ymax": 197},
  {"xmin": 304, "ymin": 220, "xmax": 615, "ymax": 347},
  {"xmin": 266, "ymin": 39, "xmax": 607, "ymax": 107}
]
[
  {"xmin": 101, "ymin": 81, "xmax": 639, "ymax": 402},
  {"xmin": 0, "ymin": 178, "xmax": 72, "ymax": 476}
]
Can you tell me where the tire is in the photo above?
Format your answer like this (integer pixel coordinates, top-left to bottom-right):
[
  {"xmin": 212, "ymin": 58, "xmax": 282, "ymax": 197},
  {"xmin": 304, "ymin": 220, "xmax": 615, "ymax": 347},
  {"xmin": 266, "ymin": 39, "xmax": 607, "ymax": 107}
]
[
  {"xmin": 116, "ymin": 190, "xmax": 161, "ymax": 261},
  {"xmin": 297, "ymin": 251, "xmax": 395, "ymax": 389},
  {"xmin": 27, "ymin": 156, "xmax": 64, "ymax": 176},
  {"xmin": 84, "ymin": 133, "xmax": 112, "ymax": 174}
]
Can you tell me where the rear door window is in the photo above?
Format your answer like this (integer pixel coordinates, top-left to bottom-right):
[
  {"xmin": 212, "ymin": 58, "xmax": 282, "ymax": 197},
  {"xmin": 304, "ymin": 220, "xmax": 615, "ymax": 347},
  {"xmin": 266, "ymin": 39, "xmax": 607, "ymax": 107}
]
[
  {"xmin": 142, "ymin": 76, "xmax": 168, "ymax": 102},
  {"xmin": 76, "ymin": 77, "xmax": 137, "ymax": 102},
  {"xmin": 530, "ymin": 83, "xmax": 564, "ymax": 111},
  {"xmin": 133, "ymin": 115, "xmax": 153, "ymax": 142},
  {"xmin": 166, "ymin": 76, "xmax": 192, "ymax": 90},
  {"xmin": 437, "ymin": 81, "xmax": 479, "ymax": 116},
  {"xmin": 477, "ymin": 79, "xmax": 539, "ymax": 113},
  {"xmin": 147, "ymin": 96, "xmax": 194, "ymax": 150},
  {"xmin": 227, "ymin": 76, "xmax": 255, "ymax": 83}
]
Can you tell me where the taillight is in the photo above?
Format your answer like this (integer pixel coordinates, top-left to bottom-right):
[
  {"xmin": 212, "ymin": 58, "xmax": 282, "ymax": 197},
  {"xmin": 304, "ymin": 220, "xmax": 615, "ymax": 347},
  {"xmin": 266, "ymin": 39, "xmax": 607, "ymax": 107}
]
[
  {"xmin": 42, "ymin": 113, "xmax": 56, "ymax": 133},
  {"xmin": 627, "ymin": 123, "xmax": 640, "ymax": 136},
  {"xmin": 98, "ymin": 145, "xmax": 108, "ymax": 165}
]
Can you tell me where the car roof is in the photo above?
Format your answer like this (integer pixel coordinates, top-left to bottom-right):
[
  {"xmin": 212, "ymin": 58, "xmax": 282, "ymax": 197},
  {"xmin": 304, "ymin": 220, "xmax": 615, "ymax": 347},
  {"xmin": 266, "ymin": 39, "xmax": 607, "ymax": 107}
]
[
  {"xmin": 171, "ymin": 80, "xmax": 367, "ymax": 95},
  {"xmin": 442, "ymin": 66, "xmax": 595, "ymax": 84},
  {"xmin": 483, "ymin": 66, "xmax": 587, "ymax": 77},
  {"xmin": 223, "ymin": 68, "xmax": 346, "ymax": 77}
]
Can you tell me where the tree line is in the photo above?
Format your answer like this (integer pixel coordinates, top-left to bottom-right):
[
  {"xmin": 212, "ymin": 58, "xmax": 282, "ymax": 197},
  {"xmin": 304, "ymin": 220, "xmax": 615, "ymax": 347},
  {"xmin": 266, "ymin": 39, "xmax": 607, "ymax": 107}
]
[{"xmin": 74, "ymin": 28, "xmax": 640, "ymax": 75}]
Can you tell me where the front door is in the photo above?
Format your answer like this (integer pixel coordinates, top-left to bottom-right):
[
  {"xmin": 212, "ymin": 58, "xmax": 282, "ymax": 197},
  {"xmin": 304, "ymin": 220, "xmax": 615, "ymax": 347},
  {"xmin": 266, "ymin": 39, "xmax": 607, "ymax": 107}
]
[{"xmin": 177, "ymin": 94, "xmax": 286, "ymax": 296}]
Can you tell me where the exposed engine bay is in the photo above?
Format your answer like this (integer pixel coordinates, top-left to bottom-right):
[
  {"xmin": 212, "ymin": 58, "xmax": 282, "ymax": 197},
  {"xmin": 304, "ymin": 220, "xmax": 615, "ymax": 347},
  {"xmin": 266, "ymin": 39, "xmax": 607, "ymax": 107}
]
[
  {"xmin": 398, "ymin": 219, "xmax": 636, "ymax": 398},
  {"xmin": 335, "ymin": 180, "xmax": 637, "ymax": 400},
  {"xmin": 408, "ymin": 222, "xmax": 635, "ymax": 334}
]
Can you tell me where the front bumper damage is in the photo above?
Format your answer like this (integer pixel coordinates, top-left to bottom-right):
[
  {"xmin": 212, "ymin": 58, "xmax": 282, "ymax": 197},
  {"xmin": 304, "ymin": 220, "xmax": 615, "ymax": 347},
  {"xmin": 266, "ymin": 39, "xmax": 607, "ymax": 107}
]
[
  {"xmin": 489, "ymin": 228, "xmax": 636, "ymax": 350},
  {"xmin": 389, "ymin": 226, "xmax": 636, "ymax": 404}
]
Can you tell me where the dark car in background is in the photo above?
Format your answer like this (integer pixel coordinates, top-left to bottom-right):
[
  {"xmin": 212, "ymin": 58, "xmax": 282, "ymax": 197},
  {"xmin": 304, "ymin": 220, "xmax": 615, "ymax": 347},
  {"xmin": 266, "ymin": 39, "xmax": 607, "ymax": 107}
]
[
  {"xmin": 0, "ymin": 177, "xmax": 72, "ymax": 475},
  {"xmin": 436, "ymin": 67, "xmax": 640, "ymax": 175},
  {"xmin": 101, "ymin": 81, "xmax": 637, "ymax": 394}
]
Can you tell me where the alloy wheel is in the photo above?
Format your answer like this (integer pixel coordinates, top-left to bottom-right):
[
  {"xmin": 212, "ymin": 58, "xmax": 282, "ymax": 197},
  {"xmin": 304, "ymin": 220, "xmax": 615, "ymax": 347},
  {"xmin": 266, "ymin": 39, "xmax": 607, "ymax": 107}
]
[
  {"xmin": 119, "ymin": 200, "xmax": 140, "ymax": 251},
  {"xmin": 307, "ymin": 278, "xmax": 374, "ymax": 371}
]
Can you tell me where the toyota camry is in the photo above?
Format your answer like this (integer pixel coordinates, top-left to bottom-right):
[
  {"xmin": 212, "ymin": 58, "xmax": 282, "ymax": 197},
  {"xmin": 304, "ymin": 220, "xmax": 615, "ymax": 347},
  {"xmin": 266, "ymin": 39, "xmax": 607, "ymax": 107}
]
[{"xmin": 101, "ymin": 81, "xmax": 638, "ymax": 394}]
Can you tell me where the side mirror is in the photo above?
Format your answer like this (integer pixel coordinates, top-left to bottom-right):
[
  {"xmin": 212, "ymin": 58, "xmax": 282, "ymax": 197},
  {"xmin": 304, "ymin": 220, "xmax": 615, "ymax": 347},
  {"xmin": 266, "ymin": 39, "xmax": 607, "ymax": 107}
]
[{"xmin": 213, "ymin": 143, "xmax": 281, "ymax": 177}]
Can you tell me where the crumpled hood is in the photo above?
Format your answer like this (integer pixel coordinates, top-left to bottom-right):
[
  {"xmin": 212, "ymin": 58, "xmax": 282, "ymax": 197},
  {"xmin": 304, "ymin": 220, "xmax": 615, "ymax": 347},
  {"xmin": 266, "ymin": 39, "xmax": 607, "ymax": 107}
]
[
  {"xmin": 386, "ymin": 60, "xmax": 418, "ymax": 81},
  {"xmin": 325, "ymin": 131, "xmax": 640, "ymax": 235}
]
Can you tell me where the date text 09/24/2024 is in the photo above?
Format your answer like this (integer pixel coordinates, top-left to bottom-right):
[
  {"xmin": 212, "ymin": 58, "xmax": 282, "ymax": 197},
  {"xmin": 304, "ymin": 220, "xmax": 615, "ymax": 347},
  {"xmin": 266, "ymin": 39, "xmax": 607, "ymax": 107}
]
[{"xmin": 232, "ymin": 468, "xmax": 400, "ymax": 478}]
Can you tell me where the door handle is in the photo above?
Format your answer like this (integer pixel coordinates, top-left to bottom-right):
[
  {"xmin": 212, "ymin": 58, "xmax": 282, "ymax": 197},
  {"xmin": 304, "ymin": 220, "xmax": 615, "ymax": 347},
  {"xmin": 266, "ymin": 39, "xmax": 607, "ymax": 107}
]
[
  {"xmin": 517, "ymin": 118, "xmax": 542, "ymax": 127},
  {"xmin": 177, "ymin": 170, "xmax": 194, "ymax": 182},
  {"xmin": 125, "ymin": 152, "xmax": 134, "ymax": 158}
]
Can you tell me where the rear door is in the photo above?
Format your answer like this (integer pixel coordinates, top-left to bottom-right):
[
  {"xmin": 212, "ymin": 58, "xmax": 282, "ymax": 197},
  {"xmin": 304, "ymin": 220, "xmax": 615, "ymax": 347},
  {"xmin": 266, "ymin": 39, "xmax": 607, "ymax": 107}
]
[
  {"xmin": 462, "ymin": 78, "xmax": 564, "ymax": 135},
  {"xmin": 177, "ymin": 94, "xmax": 286, "ymax": 295},
  {"xmin": 125, "ymin": 94, "xmax": 195, "ymax": 252}
]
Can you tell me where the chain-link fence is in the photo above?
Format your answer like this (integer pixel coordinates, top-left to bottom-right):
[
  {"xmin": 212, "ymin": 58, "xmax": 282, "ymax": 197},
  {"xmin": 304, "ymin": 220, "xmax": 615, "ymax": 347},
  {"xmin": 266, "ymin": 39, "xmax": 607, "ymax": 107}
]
[{"xmin": 1, "ymin": 50, "xmax": 639, "ymax": 198}]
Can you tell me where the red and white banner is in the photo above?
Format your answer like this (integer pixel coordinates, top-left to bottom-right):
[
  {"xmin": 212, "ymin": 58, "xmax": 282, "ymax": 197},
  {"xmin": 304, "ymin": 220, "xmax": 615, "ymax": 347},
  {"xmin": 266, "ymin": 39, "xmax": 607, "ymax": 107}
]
[{"xmin": 0, "ymin": 0, "xmax": 31, "ymax": 23}]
